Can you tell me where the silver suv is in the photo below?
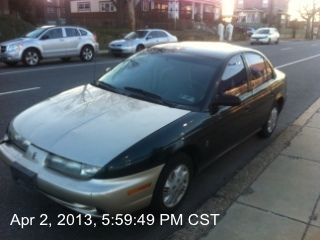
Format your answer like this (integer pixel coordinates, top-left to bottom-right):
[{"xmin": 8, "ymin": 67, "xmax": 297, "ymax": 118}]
[{"xmin": 0, "ymin": 25, "xmax": 99, "ymax": 66}]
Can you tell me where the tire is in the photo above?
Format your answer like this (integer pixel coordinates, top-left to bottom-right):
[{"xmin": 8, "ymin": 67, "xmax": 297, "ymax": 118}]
[
  {"xmin": 275, "ymin": 38, "xmax": 279, "ymax": 44},
  {"xmin": 152, "ymin": 153, "xmax": 193, "ymax": 213},
  {"xmin": 258, "ymin": 105, "xmax": 279, "ymax": 138},
  {"xmin": 61, "ymin": 57, "xmax": 71, "ymax": 62},
  {"xmin": 4, "ymin": 61, "xmax": 18, "ymax": 66},
  {"xmin": 136, "ymin": 44, "xmax": 145, "ymax": 52},
  {"xmin": 23, "ymin": 49, "xmax": 40, "ymax": 66},
  {"xmin": 80, "ymin": 45, "xmax": 94, "ymax": 62},
  {"xmin": 267, "ymin": 39, "xmax": 271, "ymax": 45}
]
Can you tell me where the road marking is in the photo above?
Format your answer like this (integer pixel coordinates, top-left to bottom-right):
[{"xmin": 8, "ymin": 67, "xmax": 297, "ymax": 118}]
[
  {"xmin": 0, "ymin": 87, "xmax": 41, "ymax": 96},
  {"xmin": 280, "ymin": 47, "xmax": 292, "ymax": 51},
  {"xmin": 0, "ymin": 59, "xmax": 121, "ymax": 76},
  {"xmin": 276, "ymin": 53, "xmax": 320, "ymax": 69}
]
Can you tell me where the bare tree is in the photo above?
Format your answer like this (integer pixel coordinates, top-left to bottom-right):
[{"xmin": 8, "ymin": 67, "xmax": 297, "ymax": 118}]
[
  {"xmin": 299, "ymin": 0, "xmax": 320, "ymax": 39},
  {"xmin": 111, "ymin": 0, "xmax": 136, "ymax": 30}
]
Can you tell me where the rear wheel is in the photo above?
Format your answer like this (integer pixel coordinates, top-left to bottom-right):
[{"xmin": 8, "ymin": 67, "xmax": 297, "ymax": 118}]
[
  {"xmin": 275, "ymin": 38, "xmax": 279, "ymax": 44},
  {"xmin": 23, "ymin": 49, "xmax": 40, "ymax": 66},
  {"xmin": 258, "ymin": 105, "xmax": 279, "ymax": 138},
  {"xmin": 80, "ymin": 45, "xmax": 94, "ymax": 62},
  {"xmin": 152, "ymin": 153, "xmax": 193, "ymax": 212}
]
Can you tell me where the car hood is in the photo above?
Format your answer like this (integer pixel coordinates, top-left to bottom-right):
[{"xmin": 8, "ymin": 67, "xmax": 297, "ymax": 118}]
[
  {"xmin": 1, "ymin": 37, "xmax": 31, "ymax": 46},
  {"xmin": 110, "ymin": 38, "xmax": 140, "ymax": 46},
  {"xmin": 12, "ymin": 85, "xmax": 190, "ymax": 167}
]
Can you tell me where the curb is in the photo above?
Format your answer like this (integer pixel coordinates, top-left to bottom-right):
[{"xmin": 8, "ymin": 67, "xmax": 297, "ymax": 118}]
[{"xmin": 168, "ymin": 97, "xmax": 320, "ymax": 240}]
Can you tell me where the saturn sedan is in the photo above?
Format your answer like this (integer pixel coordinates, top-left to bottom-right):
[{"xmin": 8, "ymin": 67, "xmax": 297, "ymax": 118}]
[{"xmin": 0, "ymin": 42, "xmax": 286, "ymax": 215}]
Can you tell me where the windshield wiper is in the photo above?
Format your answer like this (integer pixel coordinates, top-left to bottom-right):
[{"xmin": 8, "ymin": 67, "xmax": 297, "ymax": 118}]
[
  {"xmin": 124, "ymin": 86, "xmax": 175, "ymax": 107},
  {"xmin": 94, "ymin": 81, "xmax": 124, "ymax": 94}
]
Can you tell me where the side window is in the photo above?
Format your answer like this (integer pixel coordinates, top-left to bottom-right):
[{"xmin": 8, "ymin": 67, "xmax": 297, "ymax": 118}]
[
  {"xmin": 156, "ymin": 31, "xmax": 168, "ymax": 38},
  {"xmin": 65, "ymin": 28, "xmax": 80, "ymax": 37},
  {"xmin": 45, "ymin": 28, "xmax": 63, "ymax": 39},
  {"xmin": 148, "ymin": 31, "xmax": 158, "ymax": 39},
  {"xmin": 220, "ymin": 55, "xmax": 248, "ymax": 96},
  {"xmin": 265, "ymin": 61, "xmax": 274, "ymax": 81},
  {"xmin": 244, "ymin": 53, "xmax": 268, "ymax": 89}
]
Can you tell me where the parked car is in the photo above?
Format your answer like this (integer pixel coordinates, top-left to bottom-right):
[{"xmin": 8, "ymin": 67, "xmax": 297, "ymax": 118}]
[
  {"xmin": 0, "ymin": 42, "xmax": 286, "ymax": 214},
  {"xmin": 108, "ymin": 29, "xmax": 178, "ymax": 56},
  {"xmin": 0, "ymin": 25, "xmax": 99, "ymax": 66},
  {"xmin": 246, "ymin": 27, "xmax": 256, "ymax": 37},
  {"xmin": 250, "ymin": 27, "xmax": 280, "ymax": 45}
]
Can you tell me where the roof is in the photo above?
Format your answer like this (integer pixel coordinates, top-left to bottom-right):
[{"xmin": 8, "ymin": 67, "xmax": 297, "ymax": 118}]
[{"xmin": 154, "ymin": 42, "xmax": 253, "ymax": 59}]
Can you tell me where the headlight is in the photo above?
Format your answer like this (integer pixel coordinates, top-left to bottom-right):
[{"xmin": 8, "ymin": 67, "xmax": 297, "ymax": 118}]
[
  {"xmin": 8, "ymin": 123, "xmax": 30, "ymax": 151},
  {"xmin": 7, "ymin": 44, "xmax": 23, "ymax": 52},
  {"xmin": 46, "ymin": 155, "xmax": 101, "ymax": 179}
]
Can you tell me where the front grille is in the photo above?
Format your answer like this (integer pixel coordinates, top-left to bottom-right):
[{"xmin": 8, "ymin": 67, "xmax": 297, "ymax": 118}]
[{"xmin": 1, "ymin": 45, "xmax": 6, "ymax": 53}]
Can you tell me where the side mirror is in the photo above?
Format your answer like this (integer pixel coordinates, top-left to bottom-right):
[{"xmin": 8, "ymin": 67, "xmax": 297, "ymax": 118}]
[
  {"xmin": 214, "ymin": 94, "xmax": 241, "ymax": 107},
  {"xmin": 41, "ymin": 35, "xmax": 49, "ymax": 40},
  {"xmin": 146, "ymin": 36, "xmax": 152, "ymax": 40}
]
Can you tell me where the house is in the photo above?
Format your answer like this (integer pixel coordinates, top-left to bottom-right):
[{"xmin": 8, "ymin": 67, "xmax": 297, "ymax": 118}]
[
  {"xmin": 66, "ymin": 0, "xmax": 221, "ymax": 29},
  {"xmin": 0, "ymin": 0, "xmax": 9, "ymax": 15},
  {"xmin": 234, "ymin": 0, "xmax": 289, "ymax": 28}
]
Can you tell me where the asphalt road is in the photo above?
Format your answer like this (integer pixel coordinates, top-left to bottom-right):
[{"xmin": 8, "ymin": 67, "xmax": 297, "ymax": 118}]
[{"xmin": 1, "ymin": 40, "xmax": 320, "ymax": 239}]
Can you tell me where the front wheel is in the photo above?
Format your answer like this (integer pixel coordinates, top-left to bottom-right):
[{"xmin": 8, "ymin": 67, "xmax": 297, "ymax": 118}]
[
  {"xmin": 258, "ymin": 106, "xmax": 279, "ymax": 138},
  {"xmin": 80, "ymin": 46, "xmax": 94, "ymax": 62},
  {"xmin": 136, "ymin": 44, "xmax": 145, "ymax": 52},
  {"xmin": 23, "ymin": 49, "xmax": 40, "ymax": 66},
  {"xmin": 152, "ymin": 153, "xmax": 193, "ymax": 212}
]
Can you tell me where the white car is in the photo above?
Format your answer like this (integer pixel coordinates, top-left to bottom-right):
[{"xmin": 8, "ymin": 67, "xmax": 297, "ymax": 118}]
[
  {"xmin": 250, "ymin": 28, "xmax": 280, "ymax": 45},
  {"xmin": 108, "ymin": 29, "xmax": 178, "ymax": 56}
]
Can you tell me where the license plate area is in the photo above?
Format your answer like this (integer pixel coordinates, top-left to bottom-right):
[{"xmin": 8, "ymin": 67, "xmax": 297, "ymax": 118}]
[{"xmin": 10, "ymin": 163, "xmax": 37, "ymax": 191}]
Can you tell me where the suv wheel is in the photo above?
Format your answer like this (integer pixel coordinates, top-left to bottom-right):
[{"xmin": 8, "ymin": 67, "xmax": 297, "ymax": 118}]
[
  {"xmin": 23, "ymin": 49, "xmax": 40, "ymax": 66},
  {"xmin": 152, "ymin": 153, "xmax": 193, "ymax": 212},
  {"xmin": 136, "ymin": 44, "xmax": 145, "ymax": 52},
  {"xmin": 80, "ymin": 46, "xmax": 94, "ymax": 62},
  {"xmin": 259, "ymin": 105, "xmax": 279, "ymax": 138}
]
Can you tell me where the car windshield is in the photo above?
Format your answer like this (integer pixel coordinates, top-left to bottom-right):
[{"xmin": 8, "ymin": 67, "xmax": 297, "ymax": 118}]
[
  {"xmin": 25, "ymin": 28, "xmax": 48, "ymax": 38},
  {"xmin": 124, "ymin": 30, "xmax": 148, "ymax": 40},
  {"xmin": 256, "ymin": 29, "xmax": 270, "ymax": 34},
  {"xmin": 97, "ymin": 49, "xmax": 222, "ymax": 109}
]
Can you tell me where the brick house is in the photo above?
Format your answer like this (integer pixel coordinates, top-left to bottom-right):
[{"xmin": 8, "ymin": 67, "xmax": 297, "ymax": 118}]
[
  {"xmin": 0, "ymin": 0, "xmax": 9, "ymax": 15},
  {"xmin": 67, "ymin": 0, "xmax": 221, "ymax": 29},
  {"xmin": 234, "ymin": 0, "xmax": 289, "ymax": 27}
]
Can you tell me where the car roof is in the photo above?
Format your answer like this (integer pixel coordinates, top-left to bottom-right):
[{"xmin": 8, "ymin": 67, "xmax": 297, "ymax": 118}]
[
  {"xmin": 153, "ymin": 42, "xmax": 255, "ymax": 59},
  {"xmin": 137, "ymin": 28, "xmax": 167, "ymax": 32}
]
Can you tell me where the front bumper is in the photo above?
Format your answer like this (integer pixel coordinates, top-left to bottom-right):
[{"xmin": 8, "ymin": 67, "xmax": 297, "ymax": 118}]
[
  {"xmin": 108, "ymin": 46, "xmax": 136, "ymax": 54},
  {"xmin": 0, "ymin": 51, "xmax": 22, "ymax": 62},
  {"xmin": 250, "ymin": 38, "xmax": 269, "ymax": 43},
  {"xmin": 0, "ymin": 142, "xmax": 163, "ymax": 215}
]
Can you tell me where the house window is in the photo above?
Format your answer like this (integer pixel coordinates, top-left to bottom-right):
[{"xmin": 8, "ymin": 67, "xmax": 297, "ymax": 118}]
[
  {"xmin": 77, "ymin": 2, "xmax": 91, "ymax": 12},
  {"xmin": 100, "ymin": 1, "xmax": 116, "ymax": 12},
  {"xmin": 262, "ymin": 0, "xmax": 268, "ymax": 8},
  {"xmin": 142, "ymin": 0, "xmax": 150, "ymax": 12},
  {"xmin": 153, "ymin": 1, "xmax": 168, "ymax": 12},
  {"xmin": 47, "ymin": 7, "xmax": 56, "ymax": 14}
]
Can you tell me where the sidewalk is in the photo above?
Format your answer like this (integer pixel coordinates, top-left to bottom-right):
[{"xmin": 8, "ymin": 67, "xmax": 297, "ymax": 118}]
[{"xmin": 202, "ymin": 101, "xmax": 320, "ymax": 240}]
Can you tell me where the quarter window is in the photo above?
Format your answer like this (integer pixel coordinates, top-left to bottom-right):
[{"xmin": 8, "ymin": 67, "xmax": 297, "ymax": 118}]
[
  {"xmin": 220, "ymin": 55, "xmax": 248, "ymax": 96},
  {"xmin": 65, "ymin": 28, "xmax": 80, "ymax": 37},
  {"xmin": 79, "ymin": 29, "xmax": 88, "ymax": 36},
  {"xmin": 244, "ymin": 53, "xmax": 269, "ymax": 88}
]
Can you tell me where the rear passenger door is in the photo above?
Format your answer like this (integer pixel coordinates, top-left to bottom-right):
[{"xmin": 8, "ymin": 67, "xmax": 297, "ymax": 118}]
[
  {"xmin": 243, "ymin": 52, "xmax": 275, "ymax": 131},
  {"xmin": 65, "ymin": 27, "xmax": 81, "ymax": 55}
]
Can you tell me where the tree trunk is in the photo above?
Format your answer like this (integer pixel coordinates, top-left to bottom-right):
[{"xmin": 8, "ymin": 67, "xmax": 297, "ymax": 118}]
[{"xmin": 127, "ymin": 0, "xmax": 136, "ymax": 31}]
